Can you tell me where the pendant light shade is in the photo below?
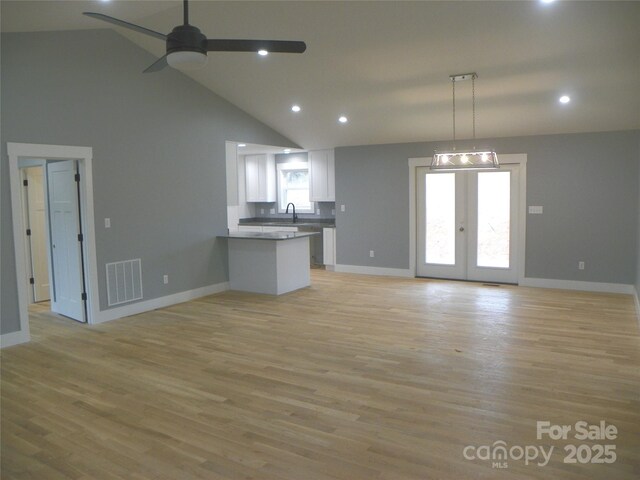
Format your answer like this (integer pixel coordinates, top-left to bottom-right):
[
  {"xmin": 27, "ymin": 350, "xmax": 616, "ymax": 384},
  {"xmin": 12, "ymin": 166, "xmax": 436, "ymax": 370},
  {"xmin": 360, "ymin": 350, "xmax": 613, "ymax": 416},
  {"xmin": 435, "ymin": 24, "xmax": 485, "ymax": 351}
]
[
  {"xmin": 432, "ymin": 150, "xmax": 499, "ymax": 170},
  {"xmin": 431, "ymin": 73, "xmax": 499, "ymax": 171}
]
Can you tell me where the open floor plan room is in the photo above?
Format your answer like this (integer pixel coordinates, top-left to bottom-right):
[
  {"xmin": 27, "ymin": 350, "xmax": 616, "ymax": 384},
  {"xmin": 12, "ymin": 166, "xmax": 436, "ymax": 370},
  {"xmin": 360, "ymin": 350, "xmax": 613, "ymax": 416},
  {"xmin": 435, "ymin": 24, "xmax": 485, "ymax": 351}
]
[{"xmin": 2, "ymin": 271, "xmax": 638, "ymax": 480}]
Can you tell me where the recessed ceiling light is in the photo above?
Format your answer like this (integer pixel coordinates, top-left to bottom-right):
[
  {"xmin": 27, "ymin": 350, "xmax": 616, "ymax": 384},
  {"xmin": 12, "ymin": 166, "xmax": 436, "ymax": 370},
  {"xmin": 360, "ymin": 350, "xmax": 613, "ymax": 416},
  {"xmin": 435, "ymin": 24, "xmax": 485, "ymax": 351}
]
[
  {"xmin": 284, "ymin": 149, "xmax": 291, "ymax": 154},
  {"xmin": 559, "ymin": 95, "xmax": 571, "ymax": 104},
  {"xmin": 238, "ymin": 143, "xmax": 246, "ymax": 147},
  {"xmin": 541, "ymin": 0, "xmax": 555, "ymax": 4},
  {"xmin": 338, "ymin": 116, "xmax": 348, "ymax": 124},
  {"xmin": 258, "ymin": 50, "xmax": 269, "ymax": 56},
  {"xmin": 291, "ymin": 105, "xmax": 301, "ymax": 113}
]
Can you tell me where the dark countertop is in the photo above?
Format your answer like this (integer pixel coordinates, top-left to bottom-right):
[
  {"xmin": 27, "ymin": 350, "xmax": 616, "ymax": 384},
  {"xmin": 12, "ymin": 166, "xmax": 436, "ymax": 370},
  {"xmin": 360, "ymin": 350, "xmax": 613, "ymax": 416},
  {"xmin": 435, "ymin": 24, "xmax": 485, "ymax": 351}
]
[
  {"xmin": 219, "ymin": 231, "xmax": 320, "ymax": 241},
  {"xmin": 238, "ymin": 218, "xmax": 335, "ymax": 228}
]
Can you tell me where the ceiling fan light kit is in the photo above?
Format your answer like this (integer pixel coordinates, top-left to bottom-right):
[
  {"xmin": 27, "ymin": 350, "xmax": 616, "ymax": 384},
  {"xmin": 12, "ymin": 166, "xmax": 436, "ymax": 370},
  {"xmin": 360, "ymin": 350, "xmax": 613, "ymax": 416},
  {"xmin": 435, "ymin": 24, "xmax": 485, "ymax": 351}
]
[
  {"xmin": 431, "ymin": 72, "xmax": 499, "ymax": 171},
  {"xmin": 167, "ymin": 51, "xmax": 207, "ymax": 70},
  {"xmin": 84, "ymin": 0, "xmax": 306, "ymax": 73}
]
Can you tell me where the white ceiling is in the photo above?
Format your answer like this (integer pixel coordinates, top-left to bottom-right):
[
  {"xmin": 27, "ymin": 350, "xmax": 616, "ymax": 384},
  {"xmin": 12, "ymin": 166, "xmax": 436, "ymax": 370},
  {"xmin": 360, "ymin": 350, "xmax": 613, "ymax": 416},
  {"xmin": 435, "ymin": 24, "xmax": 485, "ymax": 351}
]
[{"xmin": 3, "ymin": 1, "xmax": 640, "ymax": 150}]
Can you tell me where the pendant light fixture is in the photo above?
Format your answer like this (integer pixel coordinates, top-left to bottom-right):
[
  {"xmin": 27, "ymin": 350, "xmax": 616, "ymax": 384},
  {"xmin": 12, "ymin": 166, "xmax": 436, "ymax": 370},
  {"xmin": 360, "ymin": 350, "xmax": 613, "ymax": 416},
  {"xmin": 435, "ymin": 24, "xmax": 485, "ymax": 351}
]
[{"xmin": 431, "ymin": 73, "xmax": 499, "ymax": 170}]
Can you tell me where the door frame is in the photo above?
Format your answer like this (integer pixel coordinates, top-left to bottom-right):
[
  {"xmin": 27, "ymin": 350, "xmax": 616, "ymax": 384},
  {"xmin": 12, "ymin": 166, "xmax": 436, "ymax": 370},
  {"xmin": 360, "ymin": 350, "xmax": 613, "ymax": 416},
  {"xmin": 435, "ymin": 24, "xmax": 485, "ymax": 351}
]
[
  {"xmin": 8, "ymin": 142, "xmax": 98, "ymax": 341},
  {"xmin": 408, "ymin": 153, "xmax": 527, "ymax": 284}
]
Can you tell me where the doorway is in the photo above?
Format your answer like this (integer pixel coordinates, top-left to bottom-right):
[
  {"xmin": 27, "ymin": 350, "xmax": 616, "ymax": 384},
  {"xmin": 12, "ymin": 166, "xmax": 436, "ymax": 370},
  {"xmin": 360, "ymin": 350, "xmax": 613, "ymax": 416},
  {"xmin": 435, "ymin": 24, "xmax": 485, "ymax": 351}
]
[
  {"xmin": 8, "ymin": 143, "xmax": 97, "ymax": 344},
  {"xmin": 409, "ymin": 154, "xmax": 527, "ymax": 284},
  {"xmin": 21, "ymin": 165, "xmax": 51, "ymax": 303},
  {"xmin": 17, "ymin": 160, "xmax": 87, "ymax": 322}
]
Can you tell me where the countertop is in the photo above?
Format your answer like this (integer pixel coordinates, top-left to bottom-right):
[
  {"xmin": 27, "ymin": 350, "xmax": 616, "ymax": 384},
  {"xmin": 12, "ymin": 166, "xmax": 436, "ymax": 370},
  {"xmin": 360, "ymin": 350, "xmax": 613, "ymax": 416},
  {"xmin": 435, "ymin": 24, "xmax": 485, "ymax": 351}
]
[
  {"xmin": 238, "ymin": 218, "xmax": 335, "ymax": 229},
  {"xmin": 219, "ymin": 231, "xmax": 320, "ymax": 241}
]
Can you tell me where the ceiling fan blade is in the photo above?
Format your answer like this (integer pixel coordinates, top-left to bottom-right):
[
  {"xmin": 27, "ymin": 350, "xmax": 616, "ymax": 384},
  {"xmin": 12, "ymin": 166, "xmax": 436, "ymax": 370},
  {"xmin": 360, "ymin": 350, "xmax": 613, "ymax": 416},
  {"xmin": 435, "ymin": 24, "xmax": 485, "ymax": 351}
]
[
  {"xmin": 206, "ymin": 39, "xmax": 306, "ymax": 54},
  {"xmin": 143, "ymin": 55, "xmax": 169, "ymax": 73},
  {"xmin": 83, "ymin": 12, "xmax": 167, "ymax": 41}
]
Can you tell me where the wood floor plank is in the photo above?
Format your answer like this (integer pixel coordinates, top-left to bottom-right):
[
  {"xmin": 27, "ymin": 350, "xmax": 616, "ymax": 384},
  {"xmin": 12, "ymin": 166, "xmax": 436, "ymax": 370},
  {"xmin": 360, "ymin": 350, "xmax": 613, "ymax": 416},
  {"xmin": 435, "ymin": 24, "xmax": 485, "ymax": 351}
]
[{"xmin": 2, "ymin": 271, "xmax": 639, "ymax": 479}]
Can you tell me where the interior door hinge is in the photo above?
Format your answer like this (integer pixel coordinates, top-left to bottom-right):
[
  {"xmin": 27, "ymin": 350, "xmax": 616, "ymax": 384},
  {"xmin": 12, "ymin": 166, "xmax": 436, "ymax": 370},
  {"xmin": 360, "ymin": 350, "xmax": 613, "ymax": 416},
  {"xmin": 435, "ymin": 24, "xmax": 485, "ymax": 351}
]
[
  {"xmin": 26, "ymin": 228, "xmax": 31, "ymax": 236},
  {"xmin": 78, "ymin": 233, "xmax": 84, "ymax": 242},
  {"xmin": 81, "ymin": 292, "xmax": 87, "ymax": 301},
  {"xmin": 74, "ymin": 173, "xmax": 80, "ymax": 182},
  {"xmin": 23, "ymin": 179, "xmax": 29, "ymax": 187},
  {"xmin": 29, "ymin": 277, "xmax": 35, "ymax": 285}
]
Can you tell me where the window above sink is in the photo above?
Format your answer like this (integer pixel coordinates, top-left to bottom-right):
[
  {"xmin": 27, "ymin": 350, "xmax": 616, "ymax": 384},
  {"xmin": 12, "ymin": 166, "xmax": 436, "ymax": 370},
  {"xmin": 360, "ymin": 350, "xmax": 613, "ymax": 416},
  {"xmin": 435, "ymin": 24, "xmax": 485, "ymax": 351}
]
[{"xmin": 276, "ymin": 162, "xmax": 314, "ymax": 214}]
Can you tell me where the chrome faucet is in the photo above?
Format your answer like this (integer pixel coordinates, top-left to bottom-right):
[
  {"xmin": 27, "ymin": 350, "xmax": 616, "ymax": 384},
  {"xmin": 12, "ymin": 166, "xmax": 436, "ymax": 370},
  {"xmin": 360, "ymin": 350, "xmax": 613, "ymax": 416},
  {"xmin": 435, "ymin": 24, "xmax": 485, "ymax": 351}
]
[{"xmin": 285, "ymin": 202, "xmax": 298, "ymax": 223}]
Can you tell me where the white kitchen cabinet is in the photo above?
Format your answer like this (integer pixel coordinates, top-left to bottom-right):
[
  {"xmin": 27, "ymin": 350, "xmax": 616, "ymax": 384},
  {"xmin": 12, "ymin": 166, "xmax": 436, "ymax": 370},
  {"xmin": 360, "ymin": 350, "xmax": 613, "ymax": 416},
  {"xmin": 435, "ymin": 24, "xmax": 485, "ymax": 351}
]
[
  {"xmin": 262, "ymin": 226, "xmax": 298, "ymax": 232},
  {"xmin": 245, "ymin": 154, "xmax": 276, "ymax": 202},
  {"xmin": 238, "ymin": 225, "xmax": 263, "ymax": 232},
  {"xmin": 323, "ymin": 227, "xmax": 336, "ymax": 266},
  {"xmin": 309, "ymin": 149, "xmax": 335, "ymax": 202}
]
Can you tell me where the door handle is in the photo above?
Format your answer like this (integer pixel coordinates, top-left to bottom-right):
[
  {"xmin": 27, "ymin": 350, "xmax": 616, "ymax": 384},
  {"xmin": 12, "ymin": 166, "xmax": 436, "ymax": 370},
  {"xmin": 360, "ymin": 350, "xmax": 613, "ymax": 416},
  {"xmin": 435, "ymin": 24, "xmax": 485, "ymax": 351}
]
[{"xmin": 459, "ymin": 227, "xmax": 465, "ymax": 232}]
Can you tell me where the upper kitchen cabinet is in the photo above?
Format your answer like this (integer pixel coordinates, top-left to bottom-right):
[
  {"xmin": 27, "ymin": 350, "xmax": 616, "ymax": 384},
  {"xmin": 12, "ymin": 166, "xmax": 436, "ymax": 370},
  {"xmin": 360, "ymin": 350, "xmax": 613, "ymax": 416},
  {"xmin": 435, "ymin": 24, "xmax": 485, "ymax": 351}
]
[
  {"xmin": 245, "ymin": 154, "xmax": 276, "ymax": 202},
  {"xmin": 308, "ymin": 149, "xmax": 335, "ymax": 202}
]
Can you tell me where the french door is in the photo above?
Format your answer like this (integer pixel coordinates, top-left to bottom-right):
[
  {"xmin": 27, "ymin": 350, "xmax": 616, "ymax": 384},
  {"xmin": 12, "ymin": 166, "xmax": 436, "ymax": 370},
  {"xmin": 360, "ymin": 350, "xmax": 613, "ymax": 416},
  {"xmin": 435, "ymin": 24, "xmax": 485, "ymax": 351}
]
[{"xmin": 416, "ymin": 165, "xmax": 519, "ymax": 283}]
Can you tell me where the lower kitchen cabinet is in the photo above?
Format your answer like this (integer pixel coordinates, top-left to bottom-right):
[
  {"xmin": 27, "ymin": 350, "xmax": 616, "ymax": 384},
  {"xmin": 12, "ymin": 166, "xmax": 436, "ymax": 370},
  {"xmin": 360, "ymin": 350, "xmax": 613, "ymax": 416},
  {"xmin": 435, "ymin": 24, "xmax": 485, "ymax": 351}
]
[{"xmin": 323, "ymin": 227, "xmax": 336, "ymax": 266}]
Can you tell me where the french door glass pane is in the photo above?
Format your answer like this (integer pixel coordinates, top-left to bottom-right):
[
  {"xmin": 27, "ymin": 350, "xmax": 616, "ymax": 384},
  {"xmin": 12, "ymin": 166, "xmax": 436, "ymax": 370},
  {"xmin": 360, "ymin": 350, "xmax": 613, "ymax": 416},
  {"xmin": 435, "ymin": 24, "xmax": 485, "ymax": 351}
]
[
  {"xmin": 477, "ymin": 171, "xmax": 510, "ymax": 268},
  {"xmin": 425, "ymin": 173, "xmax": 455, "ymax": 265}
]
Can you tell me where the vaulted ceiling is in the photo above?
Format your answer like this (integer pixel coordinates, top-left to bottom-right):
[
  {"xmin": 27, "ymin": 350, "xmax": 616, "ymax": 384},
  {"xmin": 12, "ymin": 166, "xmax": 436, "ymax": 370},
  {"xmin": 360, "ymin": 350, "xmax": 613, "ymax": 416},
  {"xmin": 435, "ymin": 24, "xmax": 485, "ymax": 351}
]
[{"xmin": 3, "ymin": 1, "xmax": 639, "ymax": 149}]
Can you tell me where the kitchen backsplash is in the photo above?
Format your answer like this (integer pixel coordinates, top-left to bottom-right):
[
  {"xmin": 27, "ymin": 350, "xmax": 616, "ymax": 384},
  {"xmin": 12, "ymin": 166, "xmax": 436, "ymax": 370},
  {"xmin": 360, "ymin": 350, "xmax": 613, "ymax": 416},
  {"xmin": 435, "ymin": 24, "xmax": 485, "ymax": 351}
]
[{"xmin": 252, "ymin": 201, "xmax": 336, "ymax": 220}]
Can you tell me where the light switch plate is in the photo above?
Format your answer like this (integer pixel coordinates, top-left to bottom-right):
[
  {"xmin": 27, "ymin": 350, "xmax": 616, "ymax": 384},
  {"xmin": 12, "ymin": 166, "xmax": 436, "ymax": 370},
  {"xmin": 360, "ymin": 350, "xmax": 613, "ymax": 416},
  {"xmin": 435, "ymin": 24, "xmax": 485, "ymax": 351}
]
[
  {"xmin": 340, "ymin": 205, "xmax": 346, "ymax": 212},
  {"xmin": 104, "ymin": 218, "xmax": 111, "ymax": 228},
  {"xmin": 528, "ymin": 206, "xmax": 543, "ymax": 214},
  {"xmin": 270, "ymin": 208, "xmax": 275, "ymax": 214}
]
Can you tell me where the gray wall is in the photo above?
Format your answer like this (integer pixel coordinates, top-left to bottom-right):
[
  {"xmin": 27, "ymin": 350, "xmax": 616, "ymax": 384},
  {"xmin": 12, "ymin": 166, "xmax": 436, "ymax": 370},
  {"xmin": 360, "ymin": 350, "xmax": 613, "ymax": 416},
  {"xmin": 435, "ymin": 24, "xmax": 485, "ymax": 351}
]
[
  {"xmin": 335, "ymin": 130, "xmax": 640, "ymax": 284},
  {"xmin": 1, "ymin": 29, "xmax": 296, "ymax": 335},
  {"xmin": 637, "ymin": 134, "xmax": 640, "ymax": 298}
]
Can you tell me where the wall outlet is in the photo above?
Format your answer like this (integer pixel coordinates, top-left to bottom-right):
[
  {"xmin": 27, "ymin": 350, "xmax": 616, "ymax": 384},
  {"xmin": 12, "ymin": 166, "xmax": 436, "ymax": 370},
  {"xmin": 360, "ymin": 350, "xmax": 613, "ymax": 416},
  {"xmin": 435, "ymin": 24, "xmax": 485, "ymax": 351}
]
[
  {"xmin": 270, "ymin": 208, "xmax": 275, "ymax": 214},
  {"xmin": 528, "ymin": 206, "xmax": 544, "ymax": 214},
  {"xmin": 331, "ymin": 209, "xmax": 335, "ymax": 216},
  {"xmin": 163, "ymin": 274, "xmax": 169, "ymax": 284},
  {"xmin": 340, "ymin": 204, "xmax": 346, "ymax": 212},
  {"xmin": 578, "ymin": 261, "xmax": 585, "ymax": 270},
  {"xmin": 316, "ymin": 208, "xmax": 320, "ymax": 215},
  {"xmin": 104, "ymin": 218, "xmax": 111, "ymax": 228},
  {"xmin": 369, "ymin": 250, "xmax": 375, "ymax": 258},
  {"xmin": 260, "ymin": 208, "xmax": 265, "ymax": 214}
]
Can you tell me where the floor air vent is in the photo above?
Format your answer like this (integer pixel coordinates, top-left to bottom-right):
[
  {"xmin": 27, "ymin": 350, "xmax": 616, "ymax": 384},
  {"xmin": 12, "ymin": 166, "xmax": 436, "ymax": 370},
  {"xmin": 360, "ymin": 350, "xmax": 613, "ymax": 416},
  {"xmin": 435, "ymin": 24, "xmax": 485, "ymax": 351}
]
[{"xmin": 106, "ymin": 259, "xmax": 143, "ymax": 306}]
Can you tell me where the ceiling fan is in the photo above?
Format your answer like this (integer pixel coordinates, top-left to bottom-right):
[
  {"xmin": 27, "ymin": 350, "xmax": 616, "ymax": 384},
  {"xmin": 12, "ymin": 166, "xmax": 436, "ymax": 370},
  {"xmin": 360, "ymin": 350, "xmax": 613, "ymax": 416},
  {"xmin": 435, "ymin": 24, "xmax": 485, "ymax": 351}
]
[{"xmin": 84, "ymin": 0, "xmax": 307, "ymax": 73}]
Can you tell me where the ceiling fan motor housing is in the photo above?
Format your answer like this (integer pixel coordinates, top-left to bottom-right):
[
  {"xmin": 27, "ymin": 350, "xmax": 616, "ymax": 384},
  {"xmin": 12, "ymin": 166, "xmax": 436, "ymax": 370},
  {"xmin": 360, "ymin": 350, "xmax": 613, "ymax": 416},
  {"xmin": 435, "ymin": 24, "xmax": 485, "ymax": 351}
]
[{"xmin": 167, "ymin": 24, "xmax": 207, "ymax": 54}]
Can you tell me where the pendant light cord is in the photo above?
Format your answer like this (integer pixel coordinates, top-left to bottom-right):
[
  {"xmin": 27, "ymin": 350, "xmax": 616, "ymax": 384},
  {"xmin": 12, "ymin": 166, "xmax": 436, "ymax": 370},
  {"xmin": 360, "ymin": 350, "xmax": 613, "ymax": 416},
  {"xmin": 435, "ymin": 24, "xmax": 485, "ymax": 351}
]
[
  {"xmin": 452, "ymin": 78, "xmax": 456, "ymax": 149},
  {"xmin": 472, "ymin": 74, "xmax": 476, "ymax": 141}
]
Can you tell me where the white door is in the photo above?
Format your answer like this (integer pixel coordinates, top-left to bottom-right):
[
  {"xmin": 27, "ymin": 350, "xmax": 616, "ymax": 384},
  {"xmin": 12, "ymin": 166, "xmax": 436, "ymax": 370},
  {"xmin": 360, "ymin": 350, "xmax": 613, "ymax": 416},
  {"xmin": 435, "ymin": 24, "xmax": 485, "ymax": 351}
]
[
  {"xmin": 47, "ymin": 160, "xmax": 86, "ymax": 322},
  {"xmin": 417, "ymin": 165, "xmax": 519, "ymax": 283},
  {"xmin": 24, "ymin": 167, "xmax": 51, "ymax": 302}
]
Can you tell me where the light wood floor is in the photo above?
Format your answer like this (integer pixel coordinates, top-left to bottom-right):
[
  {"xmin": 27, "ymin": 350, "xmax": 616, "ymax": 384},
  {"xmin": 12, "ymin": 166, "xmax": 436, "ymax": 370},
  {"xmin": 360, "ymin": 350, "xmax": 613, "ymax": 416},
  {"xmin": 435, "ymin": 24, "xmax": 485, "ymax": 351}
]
[{"xmin": 2, "ymin": 271, "xmax": 639, "ymax": 479}]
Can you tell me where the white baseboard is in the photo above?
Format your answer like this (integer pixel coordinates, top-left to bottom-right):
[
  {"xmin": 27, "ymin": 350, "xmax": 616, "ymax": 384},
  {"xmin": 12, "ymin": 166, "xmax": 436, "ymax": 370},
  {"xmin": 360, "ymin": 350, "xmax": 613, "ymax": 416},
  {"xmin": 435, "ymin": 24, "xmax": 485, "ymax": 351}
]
[
  {"xmin": 520, "ymin": 277, "xmax": 635, "ymax": 295},
  {"xmin": 334, "ymin": 264, "xmax": 413, "ymax": 278},
  {"xmin": 93, "ymin": 281, "xmax": 230, "ymax": 324},
  {"xmin": 634, "ymin": 288, "xmax": 640, "ymax": 321},
  {"xmin": 0, "ymin": 329, "xmax": 30, "ymax": 349}
]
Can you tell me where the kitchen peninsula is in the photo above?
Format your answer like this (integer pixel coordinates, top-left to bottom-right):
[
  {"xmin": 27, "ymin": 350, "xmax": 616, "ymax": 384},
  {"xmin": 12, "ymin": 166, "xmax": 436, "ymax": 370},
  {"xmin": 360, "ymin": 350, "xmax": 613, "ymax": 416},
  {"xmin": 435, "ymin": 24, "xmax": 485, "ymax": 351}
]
[{"xmin": 220, "ymin": 231, "xmax": 319, "ymax": 295}]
